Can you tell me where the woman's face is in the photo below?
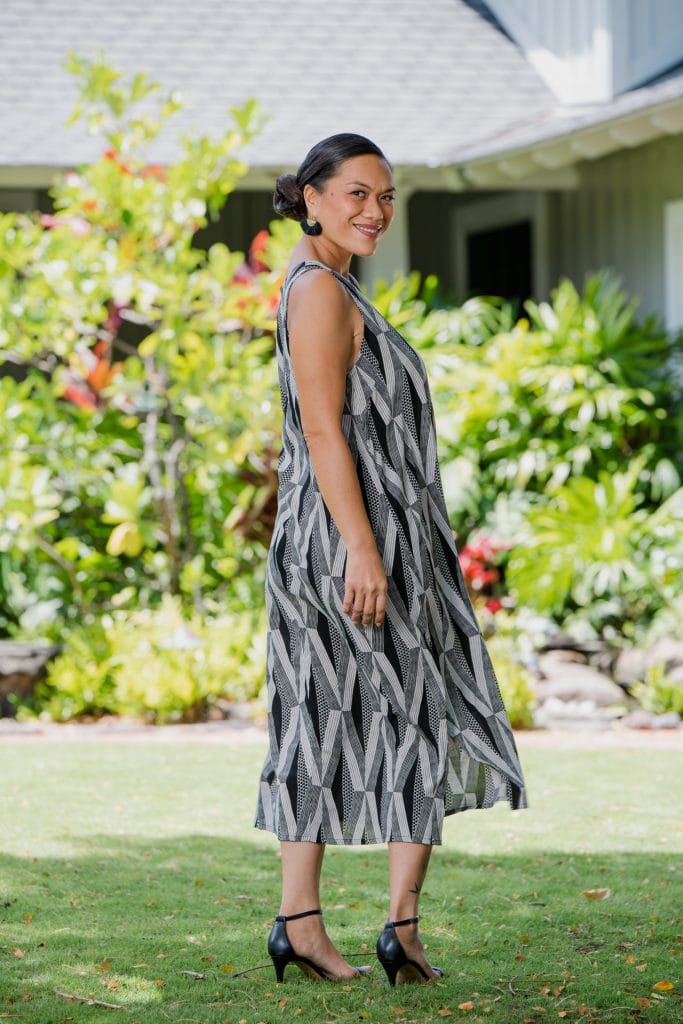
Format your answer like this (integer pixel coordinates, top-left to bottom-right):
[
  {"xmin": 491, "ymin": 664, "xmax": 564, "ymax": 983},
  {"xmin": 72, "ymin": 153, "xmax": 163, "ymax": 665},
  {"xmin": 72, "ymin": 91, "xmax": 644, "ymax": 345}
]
[{"xmin": 304, "ymin": 153, "xmax": 395, "ymax": 259}]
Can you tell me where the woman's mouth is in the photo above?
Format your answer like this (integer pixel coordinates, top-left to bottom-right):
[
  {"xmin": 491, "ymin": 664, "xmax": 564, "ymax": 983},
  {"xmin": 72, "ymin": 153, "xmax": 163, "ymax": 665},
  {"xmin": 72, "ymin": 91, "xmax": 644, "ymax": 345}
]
[{"xmin": 354, "ymin": 223, "xmax": 382, "ymax": 238}]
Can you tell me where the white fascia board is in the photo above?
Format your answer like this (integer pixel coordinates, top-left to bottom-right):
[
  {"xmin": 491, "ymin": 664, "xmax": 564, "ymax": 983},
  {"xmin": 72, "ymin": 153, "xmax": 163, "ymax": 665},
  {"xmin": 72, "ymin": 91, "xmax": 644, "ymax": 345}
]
[{"xmin": 457, "ymin": 95, "xmax": 683, "ymax": 187}]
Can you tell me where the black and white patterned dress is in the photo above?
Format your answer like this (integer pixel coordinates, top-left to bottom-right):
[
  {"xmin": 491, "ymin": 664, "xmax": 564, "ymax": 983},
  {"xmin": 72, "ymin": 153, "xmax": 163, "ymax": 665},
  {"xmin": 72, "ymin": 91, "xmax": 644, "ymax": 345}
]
[{"xmin": 254, "ymin": 260, "xmax": 528, "ymax": 845}]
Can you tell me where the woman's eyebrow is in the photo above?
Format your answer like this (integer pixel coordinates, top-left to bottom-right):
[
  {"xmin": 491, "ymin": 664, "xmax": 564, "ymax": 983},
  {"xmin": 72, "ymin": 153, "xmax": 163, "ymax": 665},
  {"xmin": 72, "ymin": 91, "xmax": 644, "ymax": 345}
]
[{"xmin": 347, "ymin": 180, "xmax": 396, "ymax": 191}]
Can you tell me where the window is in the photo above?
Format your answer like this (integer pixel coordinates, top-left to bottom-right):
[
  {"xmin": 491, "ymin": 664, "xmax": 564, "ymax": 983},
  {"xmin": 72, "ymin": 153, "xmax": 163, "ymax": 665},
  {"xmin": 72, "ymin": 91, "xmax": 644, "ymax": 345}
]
[
  {"xmin": 467, "ymin": 220, "xmax": 532, "ymax": 301},
  {"xmin": 454, "ymin": 192, "xmax": 548, "ymax": 304}
]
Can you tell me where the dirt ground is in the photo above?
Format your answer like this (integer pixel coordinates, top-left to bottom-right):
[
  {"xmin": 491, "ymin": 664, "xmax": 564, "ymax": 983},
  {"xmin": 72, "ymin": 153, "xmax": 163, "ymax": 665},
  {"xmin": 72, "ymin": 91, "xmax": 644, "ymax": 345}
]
[{"xmin": 0, "ymin": 714, "xmax": 681, "ymax": 749}]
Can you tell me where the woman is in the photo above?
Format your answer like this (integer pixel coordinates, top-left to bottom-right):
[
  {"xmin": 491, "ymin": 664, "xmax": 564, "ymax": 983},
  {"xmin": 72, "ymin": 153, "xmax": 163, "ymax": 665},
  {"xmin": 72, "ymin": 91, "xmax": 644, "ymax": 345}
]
[{"xmin": 254, "ymin": 133, "xmax": 528, "ymax": 986}]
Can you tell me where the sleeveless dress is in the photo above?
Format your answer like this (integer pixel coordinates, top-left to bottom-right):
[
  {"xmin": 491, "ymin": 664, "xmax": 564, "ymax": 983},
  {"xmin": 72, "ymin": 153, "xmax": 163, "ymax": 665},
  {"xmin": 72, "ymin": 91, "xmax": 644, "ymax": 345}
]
[{"xmin": 254, "ymin": 260, "xmax": 528, "ymax": 845}]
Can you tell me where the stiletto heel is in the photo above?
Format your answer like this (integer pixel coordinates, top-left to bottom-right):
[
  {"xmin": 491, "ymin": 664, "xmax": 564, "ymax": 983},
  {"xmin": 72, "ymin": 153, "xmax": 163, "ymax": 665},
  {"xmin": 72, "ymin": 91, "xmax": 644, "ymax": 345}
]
[
  {"xmin": 271, "ymin": 955, "xmax": 288, "ymax": 984},
  {"xmin": 267, "ymin": 908, "xmax": 371, "ymax": 983},
  {"xmin": 376, "ymin": 915, "xmax": 444, "ymax": 986}
]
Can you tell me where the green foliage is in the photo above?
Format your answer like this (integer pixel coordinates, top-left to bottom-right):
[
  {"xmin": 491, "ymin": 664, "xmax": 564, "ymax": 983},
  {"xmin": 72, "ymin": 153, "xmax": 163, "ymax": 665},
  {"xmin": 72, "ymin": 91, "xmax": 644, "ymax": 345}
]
[
  {"xmin": 505, "ymin": 457, "xmax": 683, "ymax": 633},
  {"xmin": 383, "ymin": 273, "xmax": 683, "ymax": 636},
  {"xmin": 409, "ymin": 275, "xmax": 683, "ymax": 540},
  {"xmin": 28, "ymin": 595, "xmax": 266, "ymax": 722},
  {"xmin": 631, "ymin": 662, "xmax": 683, "ymax": 716},
  {"xmin": 1, "ymin": 53, "xmax": 682, "ymax": 719},
  {"xmin": 487, "ymin": 640, "xmax": 537, "ymax": 729},
  {"xmin": 0, "ymin": 53, "xmax": 278, "ymax": 648}
]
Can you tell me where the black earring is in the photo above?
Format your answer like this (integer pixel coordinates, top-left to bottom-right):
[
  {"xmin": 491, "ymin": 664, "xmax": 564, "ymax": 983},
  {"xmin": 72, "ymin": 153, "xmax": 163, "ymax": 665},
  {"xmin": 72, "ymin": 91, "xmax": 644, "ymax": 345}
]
[{"xmin": 300, "ymin": 217, "xmax": 322, "ymax": 236}]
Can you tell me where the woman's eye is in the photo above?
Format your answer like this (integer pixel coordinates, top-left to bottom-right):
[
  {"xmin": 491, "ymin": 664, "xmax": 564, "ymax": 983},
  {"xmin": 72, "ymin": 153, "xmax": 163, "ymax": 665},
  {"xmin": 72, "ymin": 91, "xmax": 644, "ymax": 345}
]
[
  {"xmin": 352, "ymin": 190, "xmax": 366, "ymax": 198},
  {"xmin": 382, "ymin": 194, "xmax": 395, "ymax": 203}
]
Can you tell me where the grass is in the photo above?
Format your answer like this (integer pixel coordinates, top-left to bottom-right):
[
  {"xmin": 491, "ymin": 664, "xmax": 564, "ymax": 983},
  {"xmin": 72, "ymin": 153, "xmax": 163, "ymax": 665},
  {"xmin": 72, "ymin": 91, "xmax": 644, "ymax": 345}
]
[{"xmin": 0, "ymin": 735, "xmax": 681, "ymax": 1023}]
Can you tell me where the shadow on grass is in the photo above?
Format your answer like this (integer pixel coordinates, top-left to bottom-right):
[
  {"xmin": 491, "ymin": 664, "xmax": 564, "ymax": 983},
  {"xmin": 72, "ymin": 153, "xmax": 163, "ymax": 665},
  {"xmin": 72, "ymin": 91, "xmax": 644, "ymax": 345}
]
[{"xmin": 0, "ymin": 835, "xmax": 680, "ymax": 1023}]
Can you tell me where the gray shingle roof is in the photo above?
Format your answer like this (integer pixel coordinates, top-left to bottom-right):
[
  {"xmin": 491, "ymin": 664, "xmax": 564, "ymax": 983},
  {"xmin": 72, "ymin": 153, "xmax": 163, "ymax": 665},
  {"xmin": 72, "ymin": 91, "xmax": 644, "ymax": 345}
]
[{"xmin": 0, "ymin": 0, "xmax": 558, "ymax": 170}]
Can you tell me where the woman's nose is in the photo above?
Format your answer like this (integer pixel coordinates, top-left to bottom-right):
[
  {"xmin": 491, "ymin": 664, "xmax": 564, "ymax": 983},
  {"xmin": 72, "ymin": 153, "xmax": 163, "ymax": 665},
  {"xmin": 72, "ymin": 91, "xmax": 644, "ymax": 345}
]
[{"xmin": 365, "ymin": 195, "xmax": 384, "ymax": 221}]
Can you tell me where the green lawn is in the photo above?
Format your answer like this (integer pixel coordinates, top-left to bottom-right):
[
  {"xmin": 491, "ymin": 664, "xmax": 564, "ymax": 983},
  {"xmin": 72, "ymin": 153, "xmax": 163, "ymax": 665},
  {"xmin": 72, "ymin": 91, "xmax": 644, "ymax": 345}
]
[{"xmin": 0, "ymin": 736, "xmax": 681, "ymax": 1023}]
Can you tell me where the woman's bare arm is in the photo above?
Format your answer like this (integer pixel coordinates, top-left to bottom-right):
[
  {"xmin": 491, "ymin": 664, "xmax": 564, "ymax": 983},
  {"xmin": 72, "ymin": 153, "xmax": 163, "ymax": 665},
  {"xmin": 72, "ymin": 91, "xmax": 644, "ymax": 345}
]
[{"xmin": 287, "ymin": 270, "xmax": 387, "ymax": 627}]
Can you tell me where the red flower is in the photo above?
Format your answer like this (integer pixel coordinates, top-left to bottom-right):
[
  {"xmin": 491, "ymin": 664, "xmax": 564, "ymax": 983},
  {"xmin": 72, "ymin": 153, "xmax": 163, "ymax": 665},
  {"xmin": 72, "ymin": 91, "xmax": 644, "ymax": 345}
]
[
  {"xmin": 248, "ymin": 229, "xmax": 270, "ymax": 273},
  {"xmin": 61, "ymin": 383, "xmax": 97, "ymax": 409},
  {"xmin": 140, "ymin": 163, "xmax": 166, "ymax": 181},
  {"xmin": 484, "ymin": 598, "xmax": 503, "ymax": 614}
]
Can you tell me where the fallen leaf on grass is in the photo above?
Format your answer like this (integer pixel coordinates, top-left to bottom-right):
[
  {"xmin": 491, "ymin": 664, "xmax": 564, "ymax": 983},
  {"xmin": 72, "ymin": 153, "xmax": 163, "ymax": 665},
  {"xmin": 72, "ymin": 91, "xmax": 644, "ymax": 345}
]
[
  {"xmin": 179, "ymin": 970, "xmax": 205, "ymax": 979},
  {"xmin": 22, "ymin": 912, "xmax": 32, "ymax": 924},
  {"xmin": 580, "ymin": 888, "xmax": 611, "ymax": 900},
  {"xmin": 458, "ymin": 1001, "xmax": 474, "ymax": 1011},
  {"xmin": 11, "ymin": 949, "xmax": 24, "ymax": 959},
  {"xmin": 437, "ymin": 1010, "xmax": 453, "ymax": 1017},
  {"xmin": 221, "ymin": 964, "xmax": 236, "ymax": 973},
  {"xmin": 635, "ymin": 997, "xmax": 651, "ymax": 1007},
  {"xmin": 653, "ymin": 980, "xmax": 674, "ymax": 991}
]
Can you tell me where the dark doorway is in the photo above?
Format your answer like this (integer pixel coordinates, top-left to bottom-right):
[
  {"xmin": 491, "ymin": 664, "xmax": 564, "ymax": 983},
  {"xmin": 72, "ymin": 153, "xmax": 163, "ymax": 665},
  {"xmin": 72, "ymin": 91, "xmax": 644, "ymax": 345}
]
[{"xmin": 466, "ymin": 220, "xmax": 532, "ymax": 303}]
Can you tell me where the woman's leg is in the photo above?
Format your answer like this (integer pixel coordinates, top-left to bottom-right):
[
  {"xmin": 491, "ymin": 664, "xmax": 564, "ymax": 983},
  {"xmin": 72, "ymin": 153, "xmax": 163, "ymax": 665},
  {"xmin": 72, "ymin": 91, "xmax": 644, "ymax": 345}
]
[
  {"xmin": 387, "ymin": 841, "xmax": 438, "ymax": 974},
  {"xmin": 278, "ymin": 840, "xmax": 363, "ymax": 978}
]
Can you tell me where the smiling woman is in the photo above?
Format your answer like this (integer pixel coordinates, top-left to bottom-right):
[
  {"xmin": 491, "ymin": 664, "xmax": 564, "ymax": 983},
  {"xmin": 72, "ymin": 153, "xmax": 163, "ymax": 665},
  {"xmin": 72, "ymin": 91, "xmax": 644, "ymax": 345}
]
[{"xmin": 252, "ymin": 133, "xmax": 528, "ymax": 988}]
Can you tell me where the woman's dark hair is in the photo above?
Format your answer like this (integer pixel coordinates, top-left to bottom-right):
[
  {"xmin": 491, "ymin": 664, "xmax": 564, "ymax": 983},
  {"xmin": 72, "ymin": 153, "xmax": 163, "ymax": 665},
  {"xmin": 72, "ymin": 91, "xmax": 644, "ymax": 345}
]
[{"xmin": 273, "ymin": 133, "xmax": 390, "ymax": 221}]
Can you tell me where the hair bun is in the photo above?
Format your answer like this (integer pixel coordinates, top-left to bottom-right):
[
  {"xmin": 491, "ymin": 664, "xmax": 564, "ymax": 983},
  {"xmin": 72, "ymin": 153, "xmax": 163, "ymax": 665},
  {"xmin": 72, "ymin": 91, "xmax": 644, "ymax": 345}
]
[{"xmin": 273, "ymin": 173, "xmax": 306, "ymax": 220}]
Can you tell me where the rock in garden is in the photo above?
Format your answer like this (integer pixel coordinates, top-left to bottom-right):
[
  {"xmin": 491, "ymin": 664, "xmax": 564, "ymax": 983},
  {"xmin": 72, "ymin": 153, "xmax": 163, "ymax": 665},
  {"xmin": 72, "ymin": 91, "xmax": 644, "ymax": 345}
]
[
  {"xmin": 0, "ymin": 641, "xmax": 60, "ymax": 717},
  {"xmin": 533, "ymin": 696, "xmax": 611, "ymax": 729},
  {"xmin": 668, "ymin": 664, "xmax": 683, "ymax": 686},
  {"xmin": 620, "ymin": 709, "xmax": 658, "ymax": 729},
  {"xmin": 651, "ymin": 711, "xmax": 682, "ymax": 729},
  {"xmin": 536, "ymin": 660, "xmax": 625, "ymax": 706},
  {"xmin": 613, "ymin": 647, "xmax": 648, "ymax": 685},
  {"xmin": 644, "ymin": 638, "xmax": 683, "ymax": 672},
  {"xmin": 614, "ymin": 638, "xmax": 683, "ymax": 685}
]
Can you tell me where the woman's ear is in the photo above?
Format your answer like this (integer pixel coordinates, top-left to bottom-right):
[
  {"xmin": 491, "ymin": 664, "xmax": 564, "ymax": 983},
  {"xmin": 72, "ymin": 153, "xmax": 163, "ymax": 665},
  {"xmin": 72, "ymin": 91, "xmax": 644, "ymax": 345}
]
[{"xmin": 302, "ymin": 182, "xmax": 319, "ymax": 220}]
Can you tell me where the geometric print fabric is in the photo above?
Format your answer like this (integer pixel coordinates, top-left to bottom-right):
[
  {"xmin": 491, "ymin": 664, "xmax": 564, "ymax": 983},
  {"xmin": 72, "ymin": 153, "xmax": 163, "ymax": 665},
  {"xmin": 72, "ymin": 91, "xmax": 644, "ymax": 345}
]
[{"xmin": 254, "ymin": 260, "xmax": 528, "ymax": 845}]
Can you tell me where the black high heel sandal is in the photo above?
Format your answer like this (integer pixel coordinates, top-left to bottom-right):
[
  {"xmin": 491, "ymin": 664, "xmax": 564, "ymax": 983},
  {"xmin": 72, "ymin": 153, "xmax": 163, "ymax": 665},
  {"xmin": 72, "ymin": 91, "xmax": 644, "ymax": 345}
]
[
  {"xmin": 268, "ymin": 908, "xmax": 372, "ymax": 983},
  {"xmin": 376, "ymin": 915, "xmax": 445, "ymax": 986}
]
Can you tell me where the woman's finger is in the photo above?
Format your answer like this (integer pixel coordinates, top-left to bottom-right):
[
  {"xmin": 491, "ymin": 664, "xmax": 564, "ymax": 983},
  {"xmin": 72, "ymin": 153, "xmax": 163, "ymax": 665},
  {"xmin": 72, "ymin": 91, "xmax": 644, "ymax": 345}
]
[
  {"xmin": 351, "ymin": 592, "xmax": 366, "ymax": 622},
  {"xmin": 361, "ymin": 591, "xmax": 377, "ymax": 626},
  {"xmin": 342, "ymin": 584, "xmax": 355, "ymax": 617},
  {"xmin": 373, "ymin": 589, "xmax": 387, "ymax": 627}
]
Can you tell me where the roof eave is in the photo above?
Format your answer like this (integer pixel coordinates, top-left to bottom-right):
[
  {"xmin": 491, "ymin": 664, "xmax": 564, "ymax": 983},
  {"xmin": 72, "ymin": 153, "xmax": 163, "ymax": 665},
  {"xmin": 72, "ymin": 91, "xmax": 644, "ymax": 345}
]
[{"xmin": 452, "ymin": 93, "xmax": 683, "ymax": 189}]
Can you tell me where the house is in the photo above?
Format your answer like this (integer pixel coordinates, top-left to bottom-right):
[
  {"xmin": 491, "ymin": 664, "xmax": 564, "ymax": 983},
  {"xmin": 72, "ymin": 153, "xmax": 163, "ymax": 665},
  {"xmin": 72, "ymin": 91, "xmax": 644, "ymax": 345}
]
[{"xmin": 1, "ymin": 0, "xmax": 683, "ymax": 327}]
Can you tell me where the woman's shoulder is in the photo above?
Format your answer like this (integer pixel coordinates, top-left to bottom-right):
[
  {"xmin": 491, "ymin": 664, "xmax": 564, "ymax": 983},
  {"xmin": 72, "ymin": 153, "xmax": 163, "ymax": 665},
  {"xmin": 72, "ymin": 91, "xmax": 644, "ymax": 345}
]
[{"xmin": 285, "ymin": 261, "xmax": 354, "ymax": 314}]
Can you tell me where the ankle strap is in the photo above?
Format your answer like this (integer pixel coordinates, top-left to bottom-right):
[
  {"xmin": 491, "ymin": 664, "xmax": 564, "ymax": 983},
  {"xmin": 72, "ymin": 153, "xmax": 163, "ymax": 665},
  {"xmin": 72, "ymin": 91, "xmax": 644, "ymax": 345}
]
[
  {"xmin": 386, "ymin": 915, "xmax": 419, "ymax": 928},
  {"xmin": 275, "ymin": 908, "xmax": 322, "ymax": 923}
]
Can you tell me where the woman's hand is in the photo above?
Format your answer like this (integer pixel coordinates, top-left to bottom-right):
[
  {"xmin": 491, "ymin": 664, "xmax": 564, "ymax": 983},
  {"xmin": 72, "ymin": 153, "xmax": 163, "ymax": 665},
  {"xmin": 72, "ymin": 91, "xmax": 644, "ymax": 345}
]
[{"xmin": 342, "ymin": 542, "xmax": 388, "ymax": 627}]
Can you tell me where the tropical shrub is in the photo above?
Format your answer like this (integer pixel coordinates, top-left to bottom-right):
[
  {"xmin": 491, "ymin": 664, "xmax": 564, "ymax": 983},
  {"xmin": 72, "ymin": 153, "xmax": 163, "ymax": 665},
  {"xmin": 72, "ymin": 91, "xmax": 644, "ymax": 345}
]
[
  {"xmin": 27, "ymin": 594, "xmax": 266, "ymax": 722},
  {"xmin": 410, "ymin": 275, "xmax": 683, "ymax": 540},
  {"xmin": 0, "ymin": 51, "xmax": 284, "ymax": 645},
  {"xmin": 504, "ymin": 457, "xmax": 683, "ymax": 638},
  {"xmin": 630, "ymin": 662, "xmax": 683, "ymax": 716}
]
